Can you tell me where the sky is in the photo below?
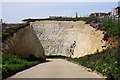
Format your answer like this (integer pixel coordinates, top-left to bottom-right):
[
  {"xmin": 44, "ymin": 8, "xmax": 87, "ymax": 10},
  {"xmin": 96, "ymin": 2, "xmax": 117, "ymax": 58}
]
[
  {"xmin": 1, "ymin": 0, "xmax": 120, "ymax": 2},
  {"xmin": 2, "ymin": 2, "xmax": 118, "ymax": 23}
]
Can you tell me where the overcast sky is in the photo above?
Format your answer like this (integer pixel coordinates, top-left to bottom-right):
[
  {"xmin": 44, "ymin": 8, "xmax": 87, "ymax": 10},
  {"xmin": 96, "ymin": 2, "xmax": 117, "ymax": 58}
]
[{"xmin": 2, "ymin": 2, "xmax": 118, "ymax": 23}]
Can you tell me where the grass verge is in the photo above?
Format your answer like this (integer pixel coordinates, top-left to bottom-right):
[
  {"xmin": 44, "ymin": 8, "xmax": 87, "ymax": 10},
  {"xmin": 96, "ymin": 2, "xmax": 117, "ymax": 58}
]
[
  {"xmin": 2, "ymin": 53, "xmax": 46, "ymax": 79},
  {"xmin": 46, "ymin": 47, "xmax": 120, "ymax": 80},
  {"xmin": 2, "ymin": 23, "xmax": 29, "ymax": 42},
  {"xmin": 65, "ymin": 47, "xmax": 120, "ymax": 80}
]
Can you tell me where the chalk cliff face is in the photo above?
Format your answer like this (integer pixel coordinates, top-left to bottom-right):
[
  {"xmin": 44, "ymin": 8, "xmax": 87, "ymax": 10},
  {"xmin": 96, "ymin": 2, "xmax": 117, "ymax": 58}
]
[
  {"xmin": 2, "ymin": 21, "xmax": 105, "ymax": 58},
  {"xmin": 2, "ymin": 25, "xmax": 45, "ymax": 59},
  {"xmin": 31, "ymin": 21, "xmax": 106, "ymax": 57}
]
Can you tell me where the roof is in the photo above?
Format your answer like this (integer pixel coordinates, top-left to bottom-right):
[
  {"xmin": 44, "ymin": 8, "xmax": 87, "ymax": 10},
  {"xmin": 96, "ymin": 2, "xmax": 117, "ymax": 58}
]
[{"xmin": 115, "ymin": 6, "xmax": 120, "ymax": 9}]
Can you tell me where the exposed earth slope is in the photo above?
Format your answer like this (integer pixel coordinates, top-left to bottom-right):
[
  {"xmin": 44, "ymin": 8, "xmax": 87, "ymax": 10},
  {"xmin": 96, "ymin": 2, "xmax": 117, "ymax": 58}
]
[{"xmin": 31, "ymin": 21, "xmax": 106, "ymax": 57}]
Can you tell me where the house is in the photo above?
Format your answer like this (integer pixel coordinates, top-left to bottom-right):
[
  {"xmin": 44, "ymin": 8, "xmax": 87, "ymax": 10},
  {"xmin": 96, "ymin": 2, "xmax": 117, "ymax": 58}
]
[
  {"xmin": 89, "ymin": 12, "xmax": 107, "ymax": 17},
  {"xmin": 49, "ymin": 16, "xmax": 63, "ymax": 19},
  {"xmin": 108, "ymin": 12, "xmax": 111, "ymax": 16},
  {"xmin": 111, "ymin": 7, "xmax": 120, "ymax": 16}
]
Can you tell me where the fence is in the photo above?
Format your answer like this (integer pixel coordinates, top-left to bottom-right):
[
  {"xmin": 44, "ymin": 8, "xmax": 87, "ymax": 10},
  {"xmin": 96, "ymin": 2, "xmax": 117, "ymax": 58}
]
[{"xmin": 96, "ymin": 15, "xmax": 120, "ymax": 24}]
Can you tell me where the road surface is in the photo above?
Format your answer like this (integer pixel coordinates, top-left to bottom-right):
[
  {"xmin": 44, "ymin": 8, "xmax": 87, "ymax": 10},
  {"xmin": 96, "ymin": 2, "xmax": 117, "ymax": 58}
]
[{"xmin": 11, "ymin": 59, "xmax": 105, "ymax": 78}]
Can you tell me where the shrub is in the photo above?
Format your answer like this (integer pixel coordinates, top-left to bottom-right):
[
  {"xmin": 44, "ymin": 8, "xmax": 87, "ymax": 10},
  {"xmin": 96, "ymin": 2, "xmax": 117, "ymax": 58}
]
[
  {"xmin": 64, "ymin": 47, "xmax": 120, "ymax": 79},
  {"xmin": 2, "ymin": 54, "xmax": 45, "ymax": 79},
  {"xmin": 2, "ymin": 23, "xmax": 29, "ymax": 41}
]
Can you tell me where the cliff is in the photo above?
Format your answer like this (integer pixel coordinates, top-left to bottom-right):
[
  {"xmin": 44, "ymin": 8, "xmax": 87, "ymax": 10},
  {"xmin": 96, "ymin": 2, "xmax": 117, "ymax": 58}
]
[
  {"xmin": 2, "ymin": 25, "xmax": 45, "ymax": 59},
  {"xmin": 31, "ymin": 21, "xmax": 106, "ymax": 57},
  {"xmin": 2, "ymin": 20, "xmax": 106, "ymax": 58}
]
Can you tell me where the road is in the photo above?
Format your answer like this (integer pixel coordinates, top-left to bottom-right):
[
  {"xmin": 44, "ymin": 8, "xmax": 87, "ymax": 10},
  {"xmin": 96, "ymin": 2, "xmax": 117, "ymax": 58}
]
[{"xmin": 11, "ymin": 59, "xmax": 105, "ymax": 78}]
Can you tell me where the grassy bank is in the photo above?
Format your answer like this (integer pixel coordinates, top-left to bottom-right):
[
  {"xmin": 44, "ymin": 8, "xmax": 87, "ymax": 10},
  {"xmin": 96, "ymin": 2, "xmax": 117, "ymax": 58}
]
[
  {"xmin": 47, "ymin": 47, "xmax": 120, "ymax": 80},
  {"xmin": 46, "ymin": 17, "xmax": 120, "ymax": 79},
  {"xmin": 23, "ymin": 17, "xmax": 120, "ymax": 38},
  {"xmin": 2, "ymin": 23, "xmax": 29, "ymax": 41},
  {"xmin": 2, "ymin": 54, "xmax": 46, "ymax": 79},
  {"xmin": 80, "ymin": 17, "xmax": 120, "ymax": 39},
  {"xmin": 65, "ymin": 47, "xmax": 119, "ymax": 80}
]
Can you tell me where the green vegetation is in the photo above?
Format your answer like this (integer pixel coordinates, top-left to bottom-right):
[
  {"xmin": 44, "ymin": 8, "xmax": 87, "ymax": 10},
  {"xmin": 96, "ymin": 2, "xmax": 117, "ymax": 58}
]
[
  {"xmin": 2, "ymin": 53, "xmax": 46, "ymax": 79},
  {"xmin": 65, "ymin": 47, "xmax": 120, "ymax": 80},
  {"xmin": 45, "ymin": 17, "xmax": 120, "ymax": 79},
  {"xmin": 2, "ymin": 17, "xmax": 119, "ymax": 79},
  {"xmin": 80, "ymin": 17, "xmax": 120, "ymax": 39},
  {"xmin": 2, "ymin": 23, "xmax": 29, "ymax": 41},
  {"xmin": 79, "ymin": 17, "xmax": 97, "ymax": 22},
  {"xmin": 22, "ymin": 17, "xmax": 97, "ymax": 22},
  {"xmin": 24, "ymin": 16, "xmax": 120, "ymax": 38},
  {"xmin": 23, "ymin": 16, "xmax": 119, "ymax": 35},
  {"xmin": 22, "ymin": 17, "xmax": 82, "ymax": 22},
  {"xmin": 0, "ymin": 54, "xmax": 2, "ymax": 73},
  {"xmin": 100, "ymin": 21, "xmax": 120, "ymax": 38},
  {"xmin": 47, "ymin": 47, "xmax": 120, "ymax": 80},
  {"xmin": 65, "ymin": 17, "xmax": 120, "ymax": 79},
  {"xmin": 2, "ymin": 23, "xmax": 46, "ymax": 79},
  {"xmin": 46, "ymin": 55, "xmax": 66, "ymax": 59}
]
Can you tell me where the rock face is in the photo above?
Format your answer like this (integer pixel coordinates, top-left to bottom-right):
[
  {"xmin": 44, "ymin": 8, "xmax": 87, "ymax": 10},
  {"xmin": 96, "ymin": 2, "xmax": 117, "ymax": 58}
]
[
  {"xmin": 2, "ymin": 25, "xmax": 45, "ymax": 59},
  {"xmin": 31, "ymin": 21, "xmax": 106, "ymax": 57}
]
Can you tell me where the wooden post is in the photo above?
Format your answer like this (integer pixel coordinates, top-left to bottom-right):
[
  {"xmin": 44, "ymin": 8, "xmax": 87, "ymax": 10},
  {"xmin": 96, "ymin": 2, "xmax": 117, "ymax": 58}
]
[
  {"xmin": 111, "ymin": 16, "xmax": 113, "ymax": 23},
  {"xmin": 107, "ymin": 16, "xmax": 109, "ymax": 22},
  {"xmin": 108, "ymin": 16, "xmax": 109, "ymax": 22},
  {"xmin": 113, "ymin": 16, "xmax": 115, "ymax": 23},
  {"xmin": 104, "ymin": 16, "xmax": 106, "ymax": 22},
  {"xmin": 118, "ymin": 17, "xmax": 120, "ymax": 24},
  {"xmin": 106, "ymin": 16, "xmax": 108, "ymax": 22}
]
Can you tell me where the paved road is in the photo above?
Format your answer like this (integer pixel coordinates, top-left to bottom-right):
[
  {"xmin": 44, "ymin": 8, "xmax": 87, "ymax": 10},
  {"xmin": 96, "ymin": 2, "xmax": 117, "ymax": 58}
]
[{"xmin": 11, "ymin": 59, "xmax": 105, "ymax": 78}]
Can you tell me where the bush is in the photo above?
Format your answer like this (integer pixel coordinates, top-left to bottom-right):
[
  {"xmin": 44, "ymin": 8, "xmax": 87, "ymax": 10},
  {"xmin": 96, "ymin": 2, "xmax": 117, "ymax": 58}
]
[
  {"xmin": 64, "ymin": 47, "xmax": 120, "ymax": 80},
  {"xmin": 2, "ymin": 54, "xmax": 45, "ymax": 79},
  {"xmin": 2, "ymin": 23, "xmax": 29, "ymax": 41}
]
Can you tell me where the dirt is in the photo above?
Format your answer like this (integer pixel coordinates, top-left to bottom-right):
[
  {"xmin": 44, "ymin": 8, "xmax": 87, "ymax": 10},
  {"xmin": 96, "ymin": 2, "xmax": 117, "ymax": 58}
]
[{"xmin": 31, "ymin": 21, "xmax": 106, "ymax": 58}]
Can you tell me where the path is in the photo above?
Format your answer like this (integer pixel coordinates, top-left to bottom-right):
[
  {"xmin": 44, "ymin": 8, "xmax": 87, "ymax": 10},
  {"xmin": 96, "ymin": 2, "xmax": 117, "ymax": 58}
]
[{"xmin": 11, "ymin": 59, "xmax": 105, "ymax": 78}]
